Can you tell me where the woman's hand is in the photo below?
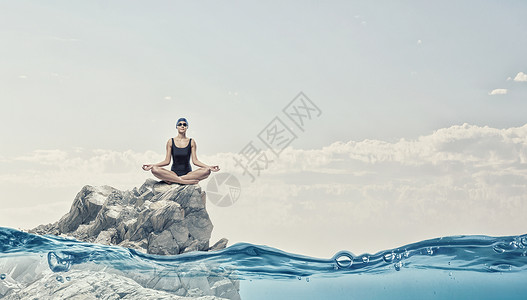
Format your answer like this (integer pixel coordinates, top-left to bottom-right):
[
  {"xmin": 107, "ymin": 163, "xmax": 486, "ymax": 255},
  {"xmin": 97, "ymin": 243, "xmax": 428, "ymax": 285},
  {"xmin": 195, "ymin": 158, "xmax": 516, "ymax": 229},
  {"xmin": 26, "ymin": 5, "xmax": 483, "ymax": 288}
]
[
  {"xmin": 209, "ymin": 165, "xmax": 220, "ymax": 172},
  {"xmin": 142, "ymin": 164, "xmax": 153, "ymax": 171}
]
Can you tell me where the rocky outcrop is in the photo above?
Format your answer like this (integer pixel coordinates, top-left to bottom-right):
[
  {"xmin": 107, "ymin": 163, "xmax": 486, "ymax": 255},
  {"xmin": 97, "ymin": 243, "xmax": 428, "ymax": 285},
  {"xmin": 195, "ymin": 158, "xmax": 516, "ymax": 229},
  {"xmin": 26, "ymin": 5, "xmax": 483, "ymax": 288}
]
[
  {"xmin": 3, "ymin": 269, "xmax": 230, "ymax": 300},
  {"xmin": 22, "ymin": 179, "xmax": 240, "ymax": 300},
  {"xmin": 31, "ymin": 179, "xmax": 224, "ymax": 255}
]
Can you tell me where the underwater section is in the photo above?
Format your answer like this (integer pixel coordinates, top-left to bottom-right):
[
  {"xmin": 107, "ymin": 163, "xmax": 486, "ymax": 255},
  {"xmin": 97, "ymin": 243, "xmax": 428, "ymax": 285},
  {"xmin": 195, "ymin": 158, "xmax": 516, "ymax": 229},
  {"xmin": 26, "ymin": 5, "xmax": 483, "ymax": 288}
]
[{"xmin": 1, "ymin": 227, "xmax": 527, "ymax": 299}]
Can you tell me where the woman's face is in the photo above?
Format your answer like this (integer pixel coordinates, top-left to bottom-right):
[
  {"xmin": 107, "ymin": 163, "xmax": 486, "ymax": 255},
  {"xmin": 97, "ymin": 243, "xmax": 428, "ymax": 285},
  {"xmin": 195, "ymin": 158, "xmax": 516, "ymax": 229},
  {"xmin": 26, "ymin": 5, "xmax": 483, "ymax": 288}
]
[{"xmin": 177, "ymin": 120, "xmax": 188, "ymax": 132}]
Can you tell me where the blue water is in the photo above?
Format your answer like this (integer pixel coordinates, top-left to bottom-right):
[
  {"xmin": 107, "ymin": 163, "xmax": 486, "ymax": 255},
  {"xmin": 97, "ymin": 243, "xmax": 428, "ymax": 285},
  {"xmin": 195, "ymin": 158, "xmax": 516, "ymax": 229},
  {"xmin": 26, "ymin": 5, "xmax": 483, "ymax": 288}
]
[{"xmin": 1, "ymin": 227, "xmax": 527, "ymax": 299}]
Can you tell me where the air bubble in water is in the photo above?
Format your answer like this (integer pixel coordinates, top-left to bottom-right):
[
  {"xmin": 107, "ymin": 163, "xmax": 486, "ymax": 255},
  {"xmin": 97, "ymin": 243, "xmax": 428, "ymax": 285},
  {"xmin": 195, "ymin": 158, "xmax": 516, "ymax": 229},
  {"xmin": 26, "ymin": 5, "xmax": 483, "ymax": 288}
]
[
  {"xmin": 362, "ymin": 256, "xmax": 370, "ymax": 263},
  {"xmin": 333, "ymin": 251, "xmax": 354, "ymax": 269},
  {"xmin": 394, "ymin": 262, "xmax": 403, "ymax": 271},
  {"xmin": 510, "ymin": 241, "xmax": 519, "ymax": 249},
  {"xmin": 426, "ymin": 248, "xmax": 434, "ymax": 255},
  {"xmin": 493, "ymin": 245, "xmax": 506, "ymax": 254},
  {"xmin": 48, "ymin": 252, "xmax": 73, "ymax": 272},
  {"xmin": 383, "ymin": 252, "xmax": 395, "ymax": 263},
  {"xmin": 0, "ymin": 274, "xmax": 6, "ymax": 280},
  {"xmin": 66, "ymin": 276, "xmax": 71, "ymax": 281},
  {"xmin": 56, "ymin": 276, "xmax": 64, "ymax": 283},
  {"xmin": 306, "ymin": 277, "xmax": 310, "ymax": 282},
  {"xmin": 521, "ymin": 237, "xmax": 527, "ymax": 246},
  {"xmin": 517, "ymin": 241, "xmax": 525, "ymax": 249},
  {"xmin": 404, "ymin": 250, "xmax": 410, "ymax": 258},
  {"xmin": 490, "ymin": 264, "xmax": 513, "ymax": 272}
]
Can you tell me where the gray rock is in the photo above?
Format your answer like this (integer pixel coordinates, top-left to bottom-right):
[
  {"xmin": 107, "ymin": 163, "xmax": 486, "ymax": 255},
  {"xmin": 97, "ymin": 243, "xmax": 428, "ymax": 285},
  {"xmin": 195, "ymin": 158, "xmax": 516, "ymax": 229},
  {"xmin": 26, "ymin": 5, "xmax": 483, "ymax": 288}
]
[
  {"xmin": 3, "ymin": 269, "xmax": 227, "ymax": 300},
  {"xmin": 138, "ymin": 178, "xmax": 157, "ymax": 195},
  {"xmin": 149, "ymin": 201, "xmax": 185, "ymax": 232},
  {"xmin": 31, "ymin": 181, "xmax": 224, "ymax": 256},
  {"xmin": 57, "ymin": 185, "xmax": 116, "ymax": 233},
  {"xmin": 182, "ymin": 239, "xmax": 201, "ymax": 254},
  {"xmin": 152, "ymin": 181, "xmax": 180, "ymax": 195},
  {"xmin": 26, "ymin": 179, "xmax": 237, "ymax": 299},
  {"xmin": 211, "ymin": 279, "xmax": 242, "ymax": 300},
  {"xmin": 168, "ymin": 222, "xmax": 190, "ymax": 247},
  {"xmin": 148, "ymin": 230, "xmax": 180, "ymax": 255},
  {"xmin": 209, "ymin": 238, "xmax": 229, "ymax": 251},
  {"xmin": 94, "ymin": 228, "xmax": 116, "ymax": 245}
]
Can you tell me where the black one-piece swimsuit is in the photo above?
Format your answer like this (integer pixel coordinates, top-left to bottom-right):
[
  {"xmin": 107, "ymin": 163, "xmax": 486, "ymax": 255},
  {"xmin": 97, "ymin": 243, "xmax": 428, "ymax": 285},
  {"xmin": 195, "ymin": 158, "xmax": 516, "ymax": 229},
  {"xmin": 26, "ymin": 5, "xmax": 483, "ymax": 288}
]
[{"xmin": 170, "ymin": 138, "xmax": 192, "ymax": 176}]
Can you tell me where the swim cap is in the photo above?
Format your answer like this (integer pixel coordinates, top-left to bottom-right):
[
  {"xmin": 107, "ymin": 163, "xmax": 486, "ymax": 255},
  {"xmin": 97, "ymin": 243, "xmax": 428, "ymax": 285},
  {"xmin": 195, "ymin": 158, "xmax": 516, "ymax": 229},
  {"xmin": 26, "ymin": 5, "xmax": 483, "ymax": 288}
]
[{"xmin": 176, "ymin": 117, "xmax": 188, "ymax": 126}]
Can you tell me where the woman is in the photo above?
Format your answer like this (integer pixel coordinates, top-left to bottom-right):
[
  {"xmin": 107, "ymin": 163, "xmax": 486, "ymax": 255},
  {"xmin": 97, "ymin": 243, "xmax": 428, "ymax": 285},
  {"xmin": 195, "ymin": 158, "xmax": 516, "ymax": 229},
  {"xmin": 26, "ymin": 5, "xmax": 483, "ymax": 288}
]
[{"xmin": 142, "ymin": 118, "xmax": 220, "ymax": 185}]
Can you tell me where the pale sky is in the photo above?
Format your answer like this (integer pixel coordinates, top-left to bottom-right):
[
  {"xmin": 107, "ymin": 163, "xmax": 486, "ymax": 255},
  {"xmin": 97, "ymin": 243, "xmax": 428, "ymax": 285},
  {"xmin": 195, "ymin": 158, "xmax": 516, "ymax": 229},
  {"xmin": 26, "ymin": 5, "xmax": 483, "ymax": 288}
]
[{"xmin": 1, "ymin": 1, "xmax": 526, "ymax": 257}]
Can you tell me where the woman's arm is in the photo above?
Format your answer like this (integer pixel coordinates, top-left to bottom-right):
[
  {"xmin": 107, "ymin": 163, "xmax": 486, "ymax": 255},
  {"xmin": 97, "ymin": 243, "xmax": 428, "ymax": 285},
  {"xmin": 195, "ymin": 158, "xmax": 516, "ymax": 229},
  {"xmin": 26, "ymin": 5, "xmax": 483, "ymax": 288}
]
[
  {"xmin": 190, "ymin": 139, "xmax": 219, "ymax": 171},
  {"xmin": 142, "ymin": 139, "xmax": 172, "ymax": 170}
]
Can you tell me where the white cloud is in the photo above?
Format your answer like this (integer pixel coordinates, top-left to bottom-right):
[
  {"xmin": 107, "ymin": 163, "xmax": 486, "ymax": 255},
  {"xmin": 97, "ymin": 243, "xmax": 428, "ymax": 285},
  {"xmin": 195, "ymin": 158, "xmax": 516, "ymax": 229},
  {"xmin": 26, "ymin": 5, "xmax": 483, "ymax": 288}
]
[
  {"xmin": 210, "ymin": 123, "xmax": 527, "ymax": 254},
  {"xmin": 514, "ymin": 72, "xmax": 527, "ymax": 82},
  {"xmin": 488, "ymin": 88, "xmax": 507, "ymax": 95},
  {"xmin": 4, "ymin": 149, "xmax": 161, "ymax": 189},
  {"xmin": 241, "ymin": 123, "xmax": 527, "ymax": 176},
  {"xmin": 15, "ymin": 149, "xmax": 68, "ymax": 164},
  {"xmin": 8, "ymin": 122, "xmax": 527, "ymax": 192}
]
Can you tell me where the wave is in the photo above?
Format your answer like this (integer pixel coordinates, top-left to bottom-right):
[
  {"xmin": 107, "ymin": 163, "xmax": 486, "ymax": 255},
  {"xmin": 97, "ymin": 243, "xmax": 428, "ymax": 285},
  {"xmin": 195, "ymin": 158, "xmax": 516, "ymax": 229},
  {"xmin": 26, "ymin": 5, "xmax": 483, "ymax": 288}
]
[{"xmin": 1, "ymin": 227, "xmax": 526, "ymax": 281}]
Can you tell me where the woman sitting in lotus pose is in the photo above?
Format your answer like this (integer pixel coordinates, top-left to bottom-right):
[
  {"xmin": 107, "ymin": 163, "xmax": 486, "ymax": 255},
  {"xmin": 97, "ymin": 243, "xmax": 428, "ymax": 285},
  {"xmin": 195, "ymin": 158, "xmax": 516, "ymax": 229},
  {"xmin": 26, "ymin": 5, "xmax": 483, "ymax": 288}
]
[{"xmin": 142, "ymin": 118, "xmax": 220, "ymax": 185}]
